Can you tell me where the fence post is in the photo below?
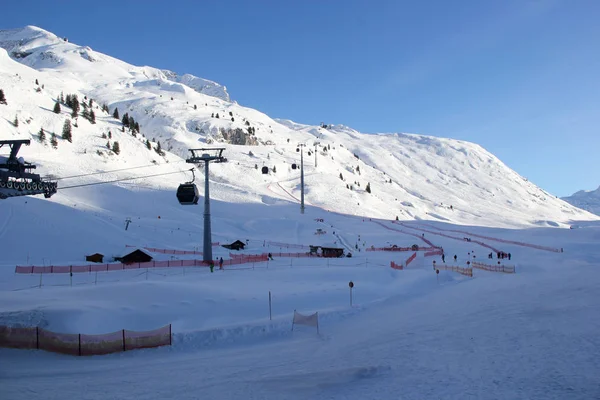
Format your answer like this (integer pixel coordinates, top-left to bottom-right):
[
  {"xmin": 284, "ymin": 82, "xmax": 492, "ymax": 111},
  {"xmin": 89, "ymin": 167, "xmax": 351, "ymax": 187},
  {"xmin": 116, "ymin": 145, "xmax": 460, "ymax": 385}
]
[
  {"xmin": 78, "ymin": 334, "xmax": 81, "ymax": 356},
  {"xmin": 269, "ymin": 291, "xmax": 272, "ymax": 321},
  {"xmin": 39, "ymin": 273, "xmax": 42, "ymax": 288},
  {"xmin": 169, "ymin": 324, "xmax": 172, "ymax": 346},
  {"xmin": 122, "ymin": 329, "xmax": 126, "ymax": 352},
  {"xmin": 36, "ymin": 326, "xmax": 39, "ymax": 350}
]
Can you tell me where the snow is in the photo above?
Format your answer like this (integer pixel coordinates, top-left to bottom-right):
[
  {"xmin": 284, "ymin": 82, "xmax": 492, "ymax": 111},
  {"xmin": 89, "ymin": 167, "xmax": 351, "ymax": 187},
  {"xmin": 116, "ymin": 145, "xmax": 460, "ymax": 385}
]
[
  {"xmin": 0, "ymin": 26, "xmax": 599, "ymax": 400},
  {"xmin": 562, "ymin": 186, "xmax": 600, "ymax": 216}
]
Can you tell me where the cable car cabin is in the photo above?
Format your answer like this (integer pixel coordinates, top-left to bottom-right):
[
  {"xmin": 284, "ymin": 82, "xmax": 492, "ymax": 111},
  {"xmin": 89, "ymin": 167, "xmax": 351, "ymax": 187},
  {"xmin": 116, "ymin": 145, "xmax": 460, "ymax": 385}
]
[
  {"xmin": 261, "ymin": 166, "xmax": 269, "ymax": 174},
  {"xmin": 176, "ymin": 183, "xmax": 199, "ymax": 205},
  {"xmin": 291, "ymin": 163, "xmax": 297, "ymax": 170}
]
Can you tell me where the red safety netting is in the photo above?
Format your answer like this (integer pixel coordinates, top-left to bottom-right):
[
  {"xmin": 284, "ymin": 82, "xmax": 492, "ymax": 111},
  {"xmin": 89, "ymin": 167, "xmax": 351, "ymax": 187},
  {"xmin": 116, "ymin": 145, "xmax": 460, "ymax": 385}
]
[
  {"xmin": 124, "ymin": 325, "xmax": 171, "ymax": 351},
  {"xmin": 16, "ymin": 255, "xmax": 271, "ymax": 275},
  {"xmin": 38, "ymin": 328, "xmax": 80, "ymax": 356},
  {"xmin": 80, "ymin": 330, "xmax": 124, "ymax": 356},
  {"xmin": 424, "ymin": 249, "xmax": 444, "ymax": 257},
  {"xmin": 390, "ymin": 261, "xmax": 403, "ymax": 270},
  {"xmin": 0, "ymin": 324, "xmax": 172, "ymax": 356},
  {"xmin": 0, "ymin": 326, "xmax": 37, "ymax": 349},
  {"xmin": 405, "ymin": 252, "xmax": 417, "ymax": 267}
]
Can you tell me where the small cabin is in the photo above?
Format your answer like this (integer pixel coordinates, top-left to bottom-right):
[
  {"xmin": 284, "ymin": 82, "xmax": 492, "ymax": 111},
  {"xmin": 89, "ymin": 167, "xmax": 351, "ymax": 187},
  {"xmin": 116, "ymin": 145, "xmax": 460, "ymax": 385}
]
[
  {"xmin": 222, "ymin": 240, "xmax": 246, "ymax": 251},
  {"xmin": 115, "ymin": 249, "xmax": 153, "ymax": 264},
  {"xmin": 320, "ymin": 246, "xmax": 344, "ymax": 258},
  {"xmin": 85, "ymin": 253, "xmax": 104, "ymax": 263}
]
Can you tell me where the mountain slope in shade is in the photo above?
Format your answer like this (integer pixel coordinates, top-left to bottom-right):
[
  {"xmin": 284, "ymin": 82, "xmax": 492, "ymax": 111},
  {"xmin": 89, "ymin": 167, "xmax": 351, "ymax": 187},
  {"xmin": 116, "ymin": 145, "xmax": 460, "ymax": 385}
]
[{"xmin": 562, "ymin": 186, "xmax": 600, "ymax": 216}]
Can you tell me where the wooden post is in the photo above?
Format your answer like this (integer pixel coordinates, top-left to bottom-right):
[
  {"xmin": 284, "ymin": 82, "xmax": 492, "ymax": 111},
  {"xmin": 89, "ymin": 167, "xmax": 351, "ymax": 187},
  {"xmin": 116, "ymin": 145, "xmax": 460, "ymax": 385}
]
[
  {"xmin": 169, "ymin": 324, "xmax": 172, "ymax": 346},
  {"xmin": 122, "ymin": 329, "xmax": 126, "ymax": 352},
  {"xmin": 78, "ymin": 334, "xmax": 81, "ymax": 356},
  {"xmin": 36, "ymin": 326, "xmax": 39, "ymax": 350},
  {"xmin": 269, "ymin": 291, "xmax": 272, "ymax": 321},
  {"xmin": 39, "ymin": 273, "xmax": 42, "ymax": 288}
]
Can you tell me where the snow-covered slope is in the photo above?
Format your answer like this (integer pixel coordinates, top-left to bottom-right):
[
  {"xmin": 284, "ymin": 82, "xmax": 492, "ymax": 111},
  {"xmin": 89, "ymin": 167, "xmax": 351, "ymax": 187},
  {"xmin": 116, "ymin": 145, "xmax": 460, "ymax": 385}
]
[
  {"xmin": 562, "ymin": 186, "xmax": 600, "ymax": 216},
  {"xmin": 0, "ymin": 25, "xmax": 597, "ymax": 229}
]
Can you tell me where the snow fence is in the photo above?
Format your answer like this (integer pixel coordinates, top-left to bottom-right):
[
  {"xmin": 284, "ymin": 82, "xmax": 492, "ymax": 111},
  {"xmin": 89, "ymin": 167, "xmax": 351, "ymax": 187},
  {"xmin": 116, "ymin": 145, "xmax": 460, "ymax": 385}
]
[
  {"xmin": 0, "ymin": 324, "xmax": 171, "ymax": 356},
  {"xmin": 471, "ymin": 261, "xmax": 516, "ymax": 274},
  {"xmin": 15, "ymin": 255, "xmax": 268, "ymax": 275},
  {"xmin": 434, "ymin": 265, "xmax": 473, "ymax": 277}
]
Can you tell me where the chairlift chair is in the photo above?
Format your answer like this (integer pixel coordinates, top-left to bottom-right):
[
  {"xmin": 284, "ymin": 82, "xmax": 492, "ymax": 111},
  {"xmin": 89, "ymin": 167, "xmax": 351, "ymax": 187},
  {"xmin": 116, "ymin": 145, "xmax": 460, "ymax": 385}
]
[{"xmin": 176, "ymin": 169, "xmax": 199, "ymax": 205}]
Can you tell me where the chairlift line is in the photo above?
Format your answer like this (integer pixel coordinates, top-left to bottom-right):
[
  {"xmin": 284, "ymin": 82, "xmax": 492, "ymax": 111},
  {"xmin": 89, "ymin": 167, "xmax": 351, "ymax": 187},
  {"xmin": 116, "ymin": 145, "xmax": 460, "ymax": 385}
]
[
  {"xmin": 55, "ymin": 160, "xmax": 186, "ymax": 180},
  {"xmin": 58, "ymin": 169, "xmax": 193, "ymax": 190}
]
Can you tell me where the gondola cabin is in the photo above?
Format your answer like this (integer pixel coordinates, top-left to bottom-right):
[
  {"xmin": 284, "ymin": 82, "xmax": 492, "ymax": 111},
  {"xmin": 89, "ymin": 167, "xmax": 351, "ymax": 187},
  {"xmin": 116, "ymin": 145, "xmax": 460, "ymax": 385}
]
[
  {"xmin": 291, "ymin": 163, "xmax": 297, "ymax": 170},
  {"xmin": 261, "ymin": 166, "xmax": 269, "ymax": 174},
  {"xmin": 176, "ymin": 183, "xmax": 199, "ymax": 205}
]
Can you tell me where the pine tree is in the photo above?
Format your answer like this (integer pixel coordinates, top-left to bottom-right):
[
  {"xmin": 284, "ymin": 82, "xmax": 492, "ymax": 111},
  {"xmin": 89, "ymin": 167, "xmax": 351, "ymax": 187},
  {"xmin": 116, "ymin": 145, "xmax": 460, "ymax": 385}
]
[
  {"xmin": 194, "ymin": 104, "xmax": 197, "ymax": 110},
  {"xmin": 215, "ymin": 113, "xmax": 219, "ymax": 119},
  {"xmin": 81, "ymin": 108, "xmax": 89, "ymax": 121},
  {"xmin": 62, "ymin": 120, "xmax": 72, "ymax": 142},
  {"xmin": 128, "ymin": 116, "xmax": 134, "ymax": 129},
  {"xmin": 155, "ymin": 141, "xmax": 163, "ymax": 155},
  {"xmin": 13, "ymin": 115, "xmax": 18, "ymax": 127},
  {"xmin": 88, "ymin": 98, "xmax": 93, "ymax": 108},
  {"xmin": 112, "ymin": 141, "xmax": 120, "ymax": 155},
  {"xmin": 60, "ymin": 92, "xmax": 64, "ymax": 104},
  {"xmin": 134, "ymin": 122, "xmax": 140, "ymax": 133},
  {"xmin": 106, "ymin": 141, "xmax": 111, "ymax": 149},
  {"xmin": 70, "ymin": 95, "xmax": 80, "ymax": 118},
  {"xmin": 65, "ymin": 94, "xmax": 72, "ymax": 108},
  {"xmin": 89, "ymin": 110, "xmax": 96, "ymax": 124},
  {"xmin": 113, "ymin": 108, "xmax": 119, "ymax": 119},
  {"xmin": 339, "ymin": 173, "xmax": 343, "ymax": 180},
  {"xmin": 50, "ymin": 133, "xmax": 58, "ymax": 149},
  {"xmin": 35, "ymin": 79, "xmax": 39, "ymax": 85},
  {"xmin": 273, "ymin": 166, "xmax": 277, "ymax": 173},
  {"xmin": 38, "ymin": 128, "xmax": 46, "ymax": 143},
  {"xmin": 0, "ymin": 89, "xmax": 6, "ymax": 105},
  {"xmin": 53, "ymin": 101, "xmax": 61, "ymax": 114},
  {"xmin": 146, "ymin": 139, "xmax": 151, "ymax": 150},
  {"xmin": 365, "ymin": 182, "xmax": 371, "ymax": 193},
  {"xmin": 108, "ymin": 131, "xmax": 112, "ymax": 139},
  {"xmin": 122, "ymin": 113, "xmax": 129, "ymax": 127}
]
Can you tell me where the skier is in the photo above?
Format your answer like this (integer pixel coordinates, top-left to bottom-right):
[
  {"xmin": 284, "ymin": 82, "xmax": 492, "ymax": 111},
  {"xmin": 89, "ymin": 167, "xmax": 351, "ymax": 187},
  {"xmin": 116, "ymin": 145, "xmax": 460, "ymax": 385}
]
[
  {"xmin": 508, "ymin": 253, "xmax": 511, "ymax": 261},
  {"xmin": 441, "ymin": 254, "xmax": 445, "ymax": 263},
  {"xmin": 209, "ymin": 261, "xmax": 214, "ymax": 273},
  {"xmin": 453, "ymin": 254, "xmax": 457, "ymax": 262},
  {"xmin": 219, "ymin": 257, "xmax": 224, "ymax": 270}
]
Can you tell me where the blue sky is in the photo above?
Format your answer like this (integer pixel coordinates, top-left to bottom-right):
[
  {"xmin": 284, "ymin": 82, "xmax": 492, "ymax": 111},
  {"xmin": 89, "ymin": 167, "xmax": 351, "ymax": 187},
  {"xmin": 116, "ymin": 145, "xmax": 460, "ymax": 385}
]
[{"xmin": 3, "ymin": 0, "xmax": 599, "ymax": 196}]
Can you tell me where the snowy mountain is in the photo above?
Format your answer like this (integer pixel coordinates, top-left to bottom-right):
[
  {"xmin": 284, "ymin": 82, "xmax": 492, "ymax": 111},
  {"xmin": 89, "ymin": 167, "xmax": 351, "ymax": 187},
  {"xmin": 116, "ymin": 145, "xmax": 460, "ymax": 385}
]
[
  {"xmin": 562, "ymin": 186, "xmax": 600, "ymax": 216},
  {"xmin": 0, "ymin": 25, "xmax": 597, "ymax": 230},
  {"xmin": 2, "ymin": 26, "xmax": 600, "ymax": 400}
]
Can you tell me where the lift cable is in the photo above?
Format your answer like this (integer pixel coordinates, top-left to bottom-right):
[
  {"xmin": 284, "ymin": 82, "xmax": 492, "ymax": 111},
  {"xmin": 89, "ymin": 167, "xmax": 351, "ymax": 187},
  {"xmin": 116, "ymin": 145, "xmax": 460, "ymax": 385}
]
[
  {"xmin": 58, "ymin": 169, "xmax": 194, "ymax": 190},
  {"xmin": 54, "ymin": 160, "xmax": 187, "ymax": 180}
]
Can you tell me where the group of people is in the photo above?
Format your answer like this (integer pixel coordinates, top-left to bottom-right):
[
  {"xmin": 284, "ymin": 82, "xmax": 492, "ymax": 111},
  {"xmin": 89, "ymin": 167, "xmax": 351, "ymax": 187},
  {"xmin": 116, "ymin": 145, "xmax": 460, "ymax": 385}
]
[
  {"xmin": 209, "ymin": 257, "xmax": 225, "ymax": 272},
  {"xmin": 487, "ymin": 251, "xmax": 511, "ymax": 260}
]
